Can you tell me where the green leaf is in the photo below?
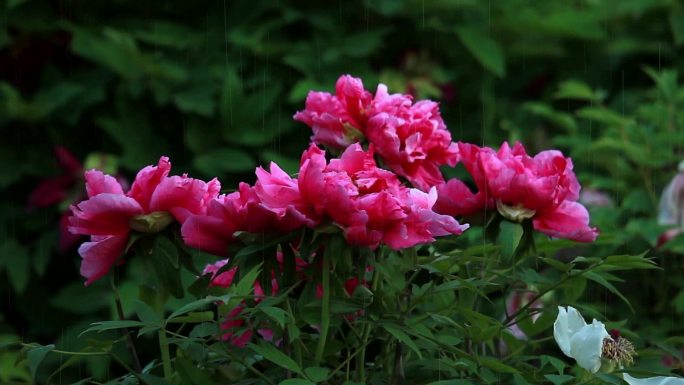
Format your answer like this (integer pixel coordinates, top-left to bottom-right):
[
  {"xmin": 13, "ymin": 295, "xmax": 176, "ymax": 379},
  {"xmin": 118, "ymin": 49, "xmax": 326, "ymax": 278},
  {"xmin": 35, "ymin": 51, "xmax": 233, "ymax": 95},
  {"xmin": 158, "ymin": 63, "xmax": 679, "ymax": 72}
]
[
  {"xmin": 50, "ymin": 283, "xmax": 110, "ymax": 314},
  {"xmin": 81, "ymin": 320, "xmax": 145, "ymax": 335},
  {"xmin": 173, "ymin": 86, "xmax": 216, "ymax": 117},
  {"xmin": 498, "ymin": 221, "xmax": 524, "ymax": 260},
  {"xmin": 304, "ymin": 367, "xmax": 330, "ymax": 382},
  {"xmin": 456, "ymin": 27, "xmax": 505, "ymax": 77},
  {"xmin": 544, "ymin": 374, "xmax": 574, "ymax": 385},
  {"xmin": 585, "ymin": 271, "xmax": 633, "ymax": 312},
  {"xmin": 249, "ymin": 342, "xmax": 303, "ymax": 375},
  {"xmin": 150, "ymin": 236, "xmax": 184, "ymax": 299},
  {"xmin": 193, "ymin": 148, "xmax": 255, "ymax": 175},
  {"xmin": 381, "ymin": 324, "xmax": 422, "ymax": 359},
  {"xmin": 259, "ymin": 306, "xmax": 288, "ymax": 329},
  {"xmin": 166, "ymin": 296, "xmax": 226, "ymax": 323},
  {"xmin": 175, "ymin": 357, "xmax": 214, "ymax": 385},
  {"xmin": 670, "ymin": 4, "xmax": 684, "ymax": 46},
  {"xmin": 554, "ymin": 80, "xmax": 602, "ymax": 102},
  {"xmin": 478, "ymin": 356, "xmax": 519, "ymax": 374},
  {"xmin": 279, "ymin": 380, "xmax": 315, "ymax": 385},
  {"xmin": 540, "ymin": 355, "xmax": 567, "ymax": 375},
  {"xmin": 26, "ymin": 344, "xmax": 54, "ymax": 380},
  {"xmin": 576, "ymin": 106, "xmax": 631, "ymax": 126},
  {"xmin": 136, "ymin": 373, "xmax": 174, "ymax": 385},
  {"xmin": 134, "ymin": 300, "xmax": 163, "ymax": 327},
  {"xmin": 166, "ymin": 311, "xmax": 214, "ymax": 324},
  {"xmin": 0, "ymin": 239, "xmax": 30, "ymax": 293}
]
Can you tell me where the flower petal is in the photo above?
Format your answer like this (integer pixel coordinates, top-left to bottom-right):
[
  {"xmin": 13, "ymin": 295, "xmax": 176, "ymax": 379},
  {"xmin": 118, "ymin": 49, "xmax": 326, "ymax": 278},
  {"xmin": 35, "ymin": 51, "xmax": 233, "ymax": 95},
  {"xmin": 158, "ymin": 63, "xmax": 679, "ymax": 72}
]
[
  {"xmin": 85, "ymin": 170, "xmax": 124, "ymax": 197},
  {"xmin": 533, "ymin": 201, "xmax": 599, "ymax": 242},
  {"xmin": 554, "ymin": 306, "xmax": 588, "ymax": 358},
  {"xmin": 79, "ymin": 234, "xmax": 129, "ymax": 286},
  {"xmin": 69, "ymin": 193, "xmax": 144, "ymax": 236},
  {"xmin": 569, "ymin": 319, "xmax": 610, "ymax": 373},
  {"xmin": 623, "ymin": 374, "xmax": 684, "ymax": 385}
]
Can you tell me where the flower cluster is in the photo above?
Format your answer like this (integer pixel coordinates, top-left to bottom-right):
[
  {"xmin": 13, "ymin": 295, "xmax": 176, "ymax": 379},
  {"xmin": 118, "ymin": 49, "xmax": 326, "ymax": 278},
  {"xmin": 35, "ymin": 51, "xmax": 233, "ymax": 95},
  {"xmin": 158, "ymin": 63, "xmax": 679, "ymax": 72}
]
[
  {"xmin": 294, "ymin": 74, "xmax": 458, "ymax": 190},
  {"xmin": 436, "ymin": 142, "xmax": 599, "ymax": 242},
  {"xmin": 182, "ymin": 143, "xmax": 467, "ymax": 255},
  {"xmin": 69, "ymin": 144, "xmax": 467, "ymax": 286}
]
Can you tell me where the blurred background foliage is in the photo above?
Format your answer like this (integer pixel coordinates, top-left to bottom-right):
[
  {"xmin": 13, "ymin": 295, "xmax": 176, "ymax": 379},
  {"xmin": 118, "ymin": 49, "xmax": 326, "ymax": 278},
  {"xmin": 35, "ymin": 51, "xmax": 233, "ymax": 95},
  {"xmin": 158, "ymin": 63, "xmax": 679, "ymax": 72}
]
[{"xmin": 3, "ymin": 0, "xmax": 684, "ymax": 382}]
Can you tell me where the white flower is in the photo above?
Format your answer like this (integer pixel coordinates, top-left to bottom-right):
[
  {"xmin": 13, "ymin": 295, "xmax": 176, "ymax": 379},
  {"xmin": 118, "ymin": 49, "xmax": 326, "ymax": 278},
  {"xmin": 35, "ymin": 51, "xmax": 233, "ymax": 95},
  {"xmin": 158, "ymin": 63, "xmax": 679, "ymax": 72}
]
[
  {"xmin": 553, "ymin": 306, "xmax": 610, "ymax": 373},
  {"xmin": 623, "ymin": 373, "xmax": 684, "ymax": 385}
]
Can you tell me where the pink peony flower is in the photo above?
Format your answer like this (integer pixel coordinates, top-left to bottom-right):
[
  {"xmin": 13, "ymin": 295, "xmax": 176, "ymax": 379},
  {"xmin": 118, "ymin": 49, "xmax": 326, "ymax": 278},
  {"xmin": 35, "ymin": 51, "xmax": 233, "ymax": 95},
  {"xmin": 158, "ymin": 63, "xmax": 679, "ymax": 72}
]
[
  {"xmin": 69, "ymin": 157, "xmax": 220, "ymax": 285},
  {"xmin": 254, "ymin": 162, "xmax": 320, "ymax": 228},
  {"xmin": 181, "ymin": 182, "xmax": 277, "ymax": 256},
  {"xmin": 295, "ymin": 75, "xmax": 458, "ymax": 190},
  {"xmin": 442, "ymin": 142, "xmax": 598, "ymax": 242},
  {"xmin": 298, "ymin": 143, "xmax": 468, "ymax": 249},
  {"xmin": 434, "ymin": 178, "xmax": 487, "ymax": 217},
  {"xmin": 293, "ymin": 75, "xmax": 371, "ymax": 148},
  {"xmin": 365, "ymin": 85, "xmax": 458, "ymax": 190}
]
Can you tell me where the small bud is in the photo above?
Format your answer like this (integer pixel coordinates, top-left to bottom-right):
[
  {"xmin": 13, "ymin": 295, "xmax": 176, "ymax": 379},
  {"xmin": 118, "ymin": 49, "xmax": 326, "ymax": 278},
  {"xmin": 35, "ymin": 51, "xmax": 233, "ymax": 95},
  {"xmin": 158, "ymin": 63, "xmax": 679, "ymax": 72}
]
[{"xmin": 129, "ymin": 211, "xmax": 174, "ymax": 233}]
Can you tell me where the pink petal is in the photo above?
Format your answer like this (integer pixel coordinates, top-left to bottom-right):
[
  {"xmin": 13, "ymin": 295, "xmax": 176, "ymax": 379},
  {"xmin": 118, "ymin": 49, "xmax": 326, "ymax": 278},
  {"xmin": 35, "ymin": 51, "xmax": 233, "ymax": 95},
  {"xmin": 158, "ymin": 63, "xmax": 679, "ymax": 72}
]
[
  {"xmin": 434, "ymin": 178, "xmax": 486, "ymax": 217},
  {"xmin": 85, "ymin": 170, "xmax": 124, "ymax": 197},
  {"xmin": 127, "ymin": 156, "xmax": 171, "ymax": 211},
  {"xmin": 181, "ymin": 214, "xmax": 236, "ymax": 256},
  {"xmin": 79, "ymin": 234, "xmax": 129, "ymax": 285},
  {"xmin": 533, "ymin": 201, "xmax": 599, "ymax": 242},
  {"xmin": 69, "ymin": 193, "xmax": 144, "ymax": 236}
]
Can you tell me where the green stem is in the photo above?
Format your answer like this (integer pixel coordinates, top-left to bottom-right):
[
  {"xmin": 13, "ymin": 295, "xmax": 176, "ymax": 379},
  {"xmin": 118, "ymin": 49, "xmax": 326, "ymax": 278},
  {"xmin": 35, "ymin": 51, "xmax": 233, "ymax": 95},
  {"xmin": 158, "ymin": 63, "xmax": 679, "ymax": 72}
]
[
  {"xmin": 315, "ymin": 242, "xmax": 331, "ymax": 365},
  {"xmin": 110, "ymin": 273, "xmax": 142, "ymax": 372},
  {"xmin": 19, "ymin": 343, "xmax": 110, "ymax": 356},
  {"xmin": 156, "ymin": 290, "xmax": 172, "ymax": 380},
  {"xmin": 285, "ymin": 299, "xmax": 303, "ymax": 368},
  {"xmin": 357, "ymin": 254, "xmax": 382, "ymax": 382}
]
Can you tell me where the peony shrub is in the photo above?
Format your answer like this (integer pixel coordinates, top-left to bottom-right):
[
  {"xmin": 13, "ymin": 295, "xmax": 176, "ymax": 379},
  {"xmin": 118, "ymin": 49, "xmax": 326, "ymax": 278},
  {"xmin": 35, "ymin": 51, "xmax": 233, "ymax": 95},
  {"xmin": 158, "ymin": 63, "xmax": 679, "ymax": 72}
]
[{"xmin": 14, "ymin": 75, "xmax": 678, "ymax": 385}]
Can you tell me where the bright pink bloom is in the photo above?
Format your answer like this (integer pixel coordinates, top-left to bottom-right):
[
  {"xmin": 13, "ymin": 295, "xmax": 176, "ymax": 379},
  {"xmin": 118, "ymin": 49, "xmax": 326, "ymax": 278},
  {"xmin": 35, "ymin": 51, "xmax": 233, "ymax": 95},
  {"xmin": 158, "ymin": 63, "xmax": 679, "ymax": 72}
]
[
  {"xmin": 294, "ymin": 75, "xmax": 371, "ymax": 148},
  {"xmin": 365, "ymin": 86, "xmax": 458, "ymax": 190},
  {"xmin": 69, "ymin": 157, "xmax": 220, "ymax": 285},
  {"xmin": 434, "ymin": 178, "xmax": 486, "ymax": 217},
  {"xmin": 182, "ymin": 182, "xmax": 278, "ymax": 256},
  {"xmin": 254, "ymin": 163, "xmax": 319, "ymax": 228},
  {"xmin": 444, "ymin": 142, "xmax": 598, "ymax": 242},
  {"xmin": 298, "ymin": 143, "xmax": 468, "ymax": 249},
  {"xmin": 183, "ymin": 174, "xmax": 317, "ymax": 257},
  {"xmin": 295, "ymin": 75, "xmax": 457, "ymax": 190}
]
